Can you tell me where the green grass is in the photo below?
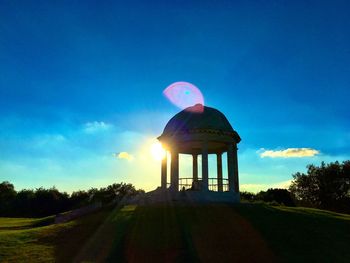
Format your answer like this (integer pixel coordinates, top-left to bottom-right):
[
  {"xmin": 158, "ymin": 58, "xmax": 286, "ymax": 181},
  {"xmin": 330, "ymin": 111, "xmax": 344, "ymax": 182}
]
[
  {"xmin": 0, "ymin": 207, "xmax": 113, "ymax": 262},
  {"xmin": 0, "ymin": 216, "xmax": 55, "ymax": 229},
  {"xmin": 1, "ymin": 203, "xmax": 350, "ymax": 262}
]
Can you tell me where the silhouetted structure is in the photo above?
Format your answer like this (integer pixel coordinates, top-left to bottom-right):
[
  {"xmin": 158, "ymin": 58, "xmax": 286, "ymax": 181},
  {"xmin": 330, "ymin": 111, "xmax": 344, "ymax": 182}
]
[{"xmin": 157, "ymin": 104, "xmax": 241, "ymax": 202}]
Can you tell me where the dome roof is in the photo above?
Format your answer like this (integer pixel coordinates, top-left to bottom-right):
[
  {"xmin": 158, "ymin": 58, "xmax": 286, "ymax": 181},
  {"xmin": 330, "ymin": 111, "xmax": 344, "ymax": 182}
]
[{"xmin": 161, "ymin": 104, "xmax": 235, "ymax": 136}]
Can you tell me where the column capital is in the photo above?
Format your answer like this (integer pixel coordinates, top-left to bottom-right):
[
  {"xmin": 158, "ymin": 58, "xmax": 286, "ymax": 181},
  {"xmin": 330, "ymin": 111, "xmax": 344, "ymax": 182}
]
[
  {"xmin": 202, "ymin": 140, "xmax": 208, "ymax": 149},
  {"xmin": 227, "ymin": 142, "xmax": 237, "ymax": 148},
  {"xmin": 170, "ymin": 148, "xmax": 179, "ymax": 154}
]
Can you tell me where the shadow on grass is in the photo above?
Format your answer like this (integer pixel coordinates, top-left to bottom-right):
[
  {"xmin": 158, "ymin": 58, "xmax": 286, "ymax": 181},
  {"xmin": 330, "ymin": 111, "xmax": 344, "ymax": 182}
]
[
  {"xmin": 109, "ymin": 205, "xmax": 199, "ymax": 262},
  {"xmin": 233, "ymin": 203, "xmax": 350, "ymax": 263},
  {"xmin": 106, "ymin": 204, "xmax": 275, "ymax": 262}
]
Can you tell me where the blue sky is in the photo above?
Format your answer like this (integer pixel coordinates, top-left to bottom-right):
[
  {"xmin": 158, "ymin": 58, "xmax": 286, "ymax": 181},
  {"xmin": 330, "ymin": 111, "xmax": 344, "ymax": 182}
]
[{"xmin": 1, "ymin": 0, "xmax": 349, "ymax": 193}]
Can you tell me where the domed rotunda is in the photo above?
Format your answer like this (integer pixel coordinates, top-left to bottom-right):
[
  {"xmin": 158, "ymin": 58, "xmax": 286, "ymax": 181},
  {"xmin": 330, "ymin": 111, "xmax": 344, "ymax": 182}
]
[{"xmin": 158, "ymin": 104, "xmax": 241, "ymax": 202}]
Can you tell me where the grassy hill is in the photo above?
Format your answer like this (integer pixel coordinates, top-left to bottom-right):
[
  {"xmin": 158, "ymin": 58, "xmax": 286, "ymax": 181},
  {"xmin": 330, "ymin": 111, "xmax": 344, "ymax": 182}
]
[{"xmin": 1, "ymin": 203, "xmax": 350, "ymax": 262}]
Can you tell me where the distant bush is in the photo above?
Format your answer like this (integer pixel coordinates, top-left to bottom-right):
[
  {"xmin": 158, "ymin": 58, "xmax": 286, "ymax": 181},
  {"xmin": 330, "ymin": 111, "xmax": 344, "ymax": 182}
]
[
  {"xmin": 240, "ymin": 188, "xmax": 295, "ymax": 206},
  {"xmin": 256, "ymin": 188, "xmax": 295, "ymax": 207},
  {"xmin": 0, "ymin": 181, "xmax": 144, "ymax": 217},
  {"xmin": 240, "ymin": 191, "xmax": 256, "ymax": 201}
]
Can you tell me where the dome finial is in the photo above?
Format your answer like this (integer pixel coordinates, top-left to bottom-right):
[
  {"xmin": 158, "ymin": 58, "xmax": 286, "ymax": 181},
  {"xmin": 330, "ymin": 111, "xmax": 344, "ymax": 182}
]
[{"xmin": 186, "ymin": 103, "xmax": 204, "ymax": 113}]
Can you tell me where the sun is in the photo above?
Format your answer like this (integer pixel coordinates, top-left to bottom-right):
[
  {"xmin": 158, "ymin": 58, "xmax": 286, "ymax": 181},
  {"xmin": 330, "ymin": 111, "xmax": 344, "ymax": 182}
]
[{"xmin": 150, "ymin": 142, "xmax": 166, "ymax": 161}]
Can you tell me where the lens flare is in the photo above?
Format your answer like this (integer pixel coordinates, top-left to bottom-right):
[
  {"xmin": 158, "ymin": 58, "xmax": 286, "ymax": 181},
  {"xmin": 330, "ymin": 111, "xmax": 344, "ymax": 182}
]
[{"xmin": 163, "ymin": 81, "xmax": 204, "ymax": 112}]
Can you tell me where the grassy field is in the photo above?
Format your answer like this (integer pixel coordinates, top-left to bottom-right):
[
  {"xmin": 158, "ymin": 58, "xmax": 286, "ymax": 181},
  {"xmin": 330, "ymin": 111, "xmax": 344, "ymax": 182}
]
[{"xmin": 1, "ymin": 203, "xmax": 350, "ymax": 262}]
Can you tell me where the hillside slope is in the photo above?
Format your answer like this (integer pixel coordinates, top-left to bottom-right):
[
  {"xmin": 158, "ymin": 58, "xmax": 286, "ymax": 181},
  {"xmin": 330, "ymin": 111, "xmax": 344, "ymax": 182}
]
[{"xmin": 1, "ymin": 203, "xmax": 350, "ymax": 262}]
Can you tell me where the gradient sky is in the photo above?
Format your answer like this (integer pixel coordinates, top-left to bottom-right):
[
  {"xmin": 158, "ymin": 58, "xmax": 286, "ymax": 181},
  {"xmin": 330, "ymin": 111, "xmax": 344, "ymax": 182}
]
[{"xmin": 1, "ymin": 0, "xmax": 349, "ymax": 193}]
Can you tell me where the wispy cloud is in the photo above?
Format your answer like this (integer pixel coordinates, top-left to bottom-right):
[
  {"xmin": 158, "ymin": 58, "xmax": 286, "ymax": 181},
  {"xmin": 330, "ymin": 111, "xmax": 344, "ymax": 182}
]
[
  {"xmin": 259, "ymin": 148, "xmax": 320, "ymax": 158},
  {"xmin": 83, "ymin": 121, "xmax": 111, "ymax": 134},
  {"xmin": 114, "ymin": 152, "xmax": 133, "ymax": 161}
]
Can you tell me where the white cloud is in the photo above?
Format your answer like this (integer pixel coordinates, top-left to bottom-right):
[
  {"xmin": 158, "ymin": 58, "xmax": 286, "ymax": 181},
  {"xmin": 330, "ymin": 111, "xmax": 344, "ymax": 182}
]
[
  {"xmin": 83, "ymin": 121, "xmax": 111, "ymax": 134},
  {"xmin": 259, "ymin": 148, "xmax": 320, "ymax": 158},
  {"xmin": 115, "ymin": 152, "xmax": 134, "ymax": 161}
]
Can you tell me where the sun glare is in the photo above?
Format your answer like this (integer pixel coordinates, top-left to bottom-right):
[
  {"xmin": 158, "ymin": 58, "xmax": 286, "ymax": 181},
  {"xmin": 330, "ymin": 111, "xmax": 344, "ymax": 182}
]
[{"xmin": 150, "ymin": 142, "xmax": 166, "ymax": 161}]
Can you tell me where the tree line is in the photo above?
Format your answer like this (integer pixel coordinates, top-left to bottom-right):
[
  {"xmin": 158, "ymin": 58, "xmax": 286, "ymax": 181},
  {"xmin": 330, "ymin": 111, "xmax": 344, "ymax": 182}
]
[
  {"xmin": 0, "ymin": 182, "xmax": 144, "ymax": 217},
  {"xmin": 241, "ymin": 160, "xmax": 350, "ymax": 214}
]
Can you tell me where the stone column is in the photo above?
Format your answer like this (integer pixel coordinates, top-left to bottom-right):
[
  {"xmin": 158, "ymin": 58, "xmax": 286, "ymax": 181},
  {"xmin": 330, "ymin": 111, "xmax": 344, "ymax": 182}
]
[
  {"xmin": 192, "ymin": 154, "xmax": 198, "ymax": 181},
  {"xmin": 233, "ymin": 144, "xmax": 239, "ymax": 192},
  {"xmin": 161, "ymin": 152, "xmax": 167, "ymax": 190},
  {"xmin": 170, "ymin": 151, "xmax": 179, "ymax": 191},
  {"xmin": 202, "ymin": 142, "xmax": 209, "ymax": 191},
  {"xmin": 227, "ymin": 143, "xmax": 235, "ymax": 192},
  {"xmin": 217, "ymin": 152, "xmax": 223, "ymax": 192}
]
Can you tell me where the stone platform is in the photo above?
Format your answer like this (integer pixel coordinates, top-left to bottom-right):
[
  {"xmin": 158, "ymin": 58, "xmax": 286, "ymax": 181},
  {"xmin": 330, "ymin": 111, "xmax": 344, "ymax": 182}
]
[{"xmin": 128, "ymin": 187, "xmax": 240, "ymax": 205}]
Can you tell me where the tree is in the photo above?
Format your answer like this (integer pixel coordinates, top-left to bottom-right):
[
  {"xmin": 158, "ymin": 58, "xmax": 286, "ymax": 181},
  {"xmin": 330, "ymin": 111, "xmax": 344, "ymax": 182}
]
[
  {"xmin": 289, "ymin": 161, "xmax": 350, "ymax": 213},
  {"xmin": 0, "ymin": 181, "xmax": 16, "ymax": 214},
  {"xmin": 14, "ymin": 189, "xmax": 35, "ymax": 217},
  {"xmin": 32, "ymin": 187, "xmax": 70, "ymax": 217},
  {"xmin": 70, "ymin": 190, "xmax": 90, "ymax": 208},
  {"xmin": 88, "ymin": 183, "xmax": 143, "ymax": 205}
]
